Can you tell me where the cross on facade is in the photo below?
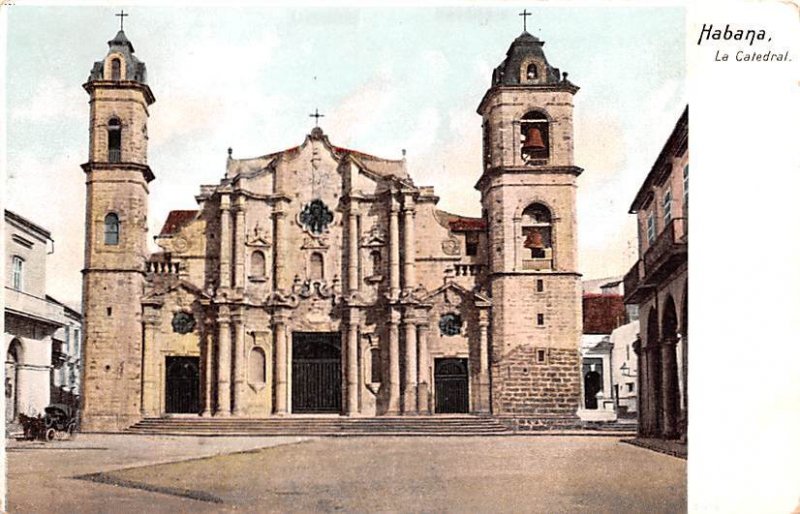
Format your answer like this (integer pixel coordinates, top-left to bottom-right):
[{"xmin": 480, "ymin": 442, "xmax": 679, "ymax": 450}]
[
  {"xmin": 309, "ymin": 108, "xmax": 325, "ymax": 127},
  {"xmin": 116, "ymin": 10, "xmax": 129, "ymax": 31},
  {"xmin": 519, "ymin": 9, "xmax": 531, "ymax": 32}
]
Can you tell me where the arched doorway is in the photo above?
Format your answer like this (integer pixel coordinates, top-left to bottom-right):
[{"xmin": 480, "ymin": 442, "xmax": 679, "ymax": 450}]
[
  {"xmin": 165, "ymin": 356, "xmax": 200, "ymax": 414},
  {"xmin": 5, "ymin": 340, "xmax": 21, "ymax": 422},
  {"xmin": 584, "ymin": 371, "xmax": 602, "ymax": 409},
  {"xmin": 292, "ymin": 332, "xmax": 341, "ymax": 413},
  {"xmin": 434, "ymin": 358, "xmax": 469, "ymax": 413}
]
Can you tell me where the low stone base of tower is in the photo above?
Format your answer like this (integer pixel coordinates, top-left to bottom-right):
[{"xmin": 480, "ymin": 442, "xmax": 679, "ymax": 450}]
[{"xmin": 491, "ymin": 347, "xmax": 582, "ymax": 419}]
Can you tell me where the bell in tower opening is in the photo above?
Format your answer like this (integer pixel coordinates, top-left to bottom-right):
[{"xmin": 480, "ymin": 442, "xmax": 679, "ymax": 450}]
[{"xmin": 520, "ymin": 111, "xmax": 549, "ymax": 162}]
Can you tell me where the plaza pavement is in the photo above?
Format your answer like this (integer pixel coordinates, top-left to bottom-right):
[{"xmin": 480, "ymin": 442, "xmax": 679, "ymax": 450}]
[{"xmin": 6, "ymin": 434, "xmax": 685, "ymax": 513}]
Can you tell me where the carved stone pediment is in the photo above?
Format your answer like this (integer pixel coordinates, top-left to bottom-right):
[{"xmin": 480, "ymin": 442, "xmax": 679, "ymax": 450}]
[
  {"xmin": 301, "ymin": 235, "xmax": 330, "ymax": 250},
  {"xmin": 245, "ymin": 223, "xmax": 271, "ymax": 248},
  {"xmin": 361, "ymin": 224, "xmax": 387, "ymax": 248}
]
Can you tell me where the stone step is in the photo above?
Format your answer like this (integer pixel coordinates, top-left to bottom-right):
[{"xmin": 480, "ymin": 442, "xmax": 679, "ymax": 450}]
[{"xmin": 126, "ymin": 416, "xmax": 512, "ymax": 436}]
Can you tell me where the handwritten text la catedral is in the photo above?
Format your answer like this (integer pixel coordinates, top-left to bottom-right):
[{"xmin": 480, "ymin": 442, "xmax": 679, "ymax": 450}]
[{"xmin": 698, "ymin": 24, "xmax": 790, "ymax": 62}]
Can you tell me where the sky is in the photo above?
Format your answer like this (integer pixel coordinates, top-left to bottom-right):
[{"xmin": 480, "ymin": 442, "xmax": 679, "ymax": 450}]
[{"xmin": 4, "ymin": 5, "xmax": 685, "ymax": 305}]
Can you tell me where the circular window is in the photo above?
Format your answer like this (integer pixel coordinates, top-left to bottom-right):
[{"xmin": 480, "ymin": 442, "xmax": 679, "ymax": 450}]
[
  {"xmin": 171, "ymin": 311, "xmax": 196, "ymax": 334},
  {"xmin": 438, "ymin": 313, "xmax": 463, "ymax": 337}
]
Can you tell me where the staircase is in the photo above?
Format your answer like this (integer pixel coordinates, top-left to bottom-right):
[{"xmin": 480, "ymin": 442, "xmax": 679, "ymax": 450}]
[{"xmin": 126, "ymin": 415, "xmax": 513, "ymax": 437}]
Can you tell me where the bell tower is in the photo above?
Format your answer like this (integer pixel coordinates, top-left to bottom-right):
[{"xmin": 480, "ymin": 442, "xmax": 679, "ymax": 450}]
[
  {"xmin": 476, "ymin": 29, "xmax": 583, "ymax": 420},
  {"xmin": 81, "ymin": 22, "xmax": 155, "ymax": 431}
]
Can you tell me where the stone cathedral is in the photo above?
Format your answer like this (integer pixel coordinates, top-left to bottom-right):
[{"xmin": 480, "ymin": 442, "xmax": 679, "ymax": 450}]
[{"xmin": 80, "ymin": 27, "xmax": 584, "ymax": 432}]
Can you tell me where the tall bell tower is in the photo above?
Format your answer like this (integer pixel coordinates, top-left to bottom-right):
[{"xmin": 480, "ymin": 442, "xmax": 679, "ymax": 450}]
[
  {"xmin": 81, "ymin": 22, "xmax": 155, "ymax": 431},
  {"xmin": 476, "ymin": 29, "xmax": 583, "ymax": 421}
]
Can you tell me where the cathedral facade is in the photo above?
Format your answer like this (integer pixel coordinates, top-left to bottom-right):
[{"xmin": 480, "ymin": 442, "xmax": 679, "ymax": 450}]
[{"xmin": 80, "ymin": 28, "xmax": 584, "ymax": 431}]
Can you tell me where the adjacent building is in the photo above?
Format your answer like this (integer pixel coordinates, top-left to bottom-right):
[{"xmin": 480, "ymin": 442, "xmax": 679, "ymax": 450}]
[
  {"xmin": 47, "ymin": 296, "xmax": 82, "ymax": 409},
  {"xmin": 4, "ymin": 210, "xmax": 68, "ymax": 422},
  {"xmin": 80, "ymin": 27, "xmax": 585, "ymax": 431},
  {"xmin": 623, "ymin": 106, "xmax": 688, "ymax": 440}
]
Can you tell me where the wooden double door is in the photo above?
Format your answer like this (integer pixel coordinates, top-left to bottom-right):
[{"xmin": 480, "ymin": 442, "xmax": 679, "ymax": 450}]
[
  {"xmin": 165, "ymin": 356, "xmax": 200, "ymax": 414},
  {"xmin": 434, "ymin": 358, "xmax": 469, "ymax": 414}
]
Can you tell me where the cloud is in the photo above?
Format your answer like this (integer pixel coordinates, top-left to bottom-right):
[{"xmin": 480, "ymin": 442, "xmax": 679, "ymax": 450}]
[
  {"xmin": 5, "ymin": 153, "xmax": 86, "ymax": 304},
  {"xmin": 11, "ymin": 77, "xmax": 84, "ymax": 123}
]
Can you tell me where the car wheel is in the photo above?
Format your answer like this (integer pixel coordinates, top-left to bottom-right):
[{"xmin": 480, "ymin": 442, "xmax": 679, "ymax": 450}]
[{"xmin": 45, "ymin": 428, "xmax": 56, "ymax": 442}]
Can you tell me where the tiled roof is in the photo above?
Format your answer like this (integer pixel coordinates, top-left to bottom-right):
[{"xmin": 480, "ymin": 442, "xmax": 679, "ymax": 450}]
[
  {"xmin": 436, "ymin": 210, "xmax": 487, "ymax": 231},
  {"xmin": 583, "ymin": 294, "xmax": 627, "ymax": 335},
  {"xmin": 158, "ymin": 210, "xmax": 197, "ymax": 236}
]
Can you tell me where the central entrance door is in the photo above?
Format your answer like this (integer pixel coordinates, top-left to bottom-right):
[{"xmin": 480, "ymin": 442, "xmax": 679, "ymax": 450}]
[
  {"xmin": 292, "ymin": 332, "xmax": 341, "ymax": 414},
  {"xmin": 434, "ymin": 358, "xmax": 469, "ymax": 414},
  {"xmin": 165, "ymin": 356, "xmax": 200, "ymax": 414}
]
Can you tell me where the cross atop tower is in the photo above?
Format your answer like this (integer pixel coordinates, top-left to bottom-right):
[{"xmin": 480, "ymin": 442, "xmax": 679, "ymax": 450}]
[
  {"xmin": 115, "ymin": 9, "xmax": 129, "ymax": 31},
  {"xmin": 518, "ymin": 9, "xmax": 531, "ymax": 33},
  {"xmin": 309, "ymin": 108, "xmax": 325, "ymax": 127}
]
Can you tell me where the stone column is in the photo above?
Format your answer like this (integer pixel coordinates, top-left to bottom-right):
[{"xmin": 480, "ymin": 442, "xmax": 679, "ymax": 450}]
[
  {"xmin": 346, "ymin": 310, "xmax": 360, "ymax": 415},
  {"xmin": 273, "ymin": 209, "xmax": 286, "ymax": 291},
  {"xmin": 234, "ymin": 196, "xmax": 245, "ymax": 288},
  {"xmin": 632, "ymin": 340, "xmax": 644, "ymax": 436},
  {"xmin": 216, "ymin": 309, "xmax": 232, "ymax": 416},
  {"xmin": 231, "ymin": 312, "xmax": 245, "ymax": 416},
  {"xmin": 348, "ymin": 205, "xmax": 360, "ymax": 294},
  {"xmin": 477, "ymin": 313, "xmax": 490, "ymax": 413},
  {"xmin": 402, "ymin": 317, "xmax": 418, "ymax": 415},
  {"xmin": 202, "ymin": 319, "xmax": 214, "ymax": 417},
  {"xmin": 661, "ymin": 337, "xmax": 679, "ymax": 439},
  {"xmin": 387, "ymin": 308, "xmax": 401, "ymax": 414},
  {"xmin": 220, "ymin": 195, "xmax": 232, "ymax": 289},
  {"xmin": 141, "ymin": 311, "xmax": 159, "ymax": 417},
  {"xmin": 401, "ymin": 196, "xmax": 416, "ymax": 292},
  {"xmin": 273, "ymin": 313, "xmax": 288, "ymax": 415},
  {"xmin": 416, "ymin": 323, "xmax": 430, "ymax": 414},
  {"xmin": 389, "ymin": 197, "xmax": 400, "ymax": 299},
  {"xmin": 641, "ymin": 345, "xmax": 657, "ymax": 437}
]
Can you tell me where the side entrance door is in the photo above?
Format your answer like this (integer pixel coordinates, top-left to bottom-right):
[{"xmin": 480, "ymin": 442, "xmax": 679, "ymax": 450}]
[
  {"xmin": 165, "ymin": 356, "xmax": 200, "ymax": 414},
  {"xmin": 434, "ymin": 358, "xmax": 469, "ymax": 414}
]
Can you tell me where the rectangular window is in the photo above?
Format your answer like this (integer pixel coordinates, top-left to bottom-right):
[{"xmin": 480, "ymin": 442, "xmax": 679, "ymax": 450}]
[
  {"xmin": 11, "ymin": 256, "xmax": 23, "ymax": 291},
  {"xmin": 683, "ymin": 164, "xmax": 689, "ymax": 211},
  {"xmin": 646, "ymin": 212, "xmax": 656, "ymax": 245},
  {"xmin": 465, "ymin": 232, "xmax": 479, "ymax": 256},
  {"xmin": 627, "ymin": 382, "xmax": 635, "ymax": 393},
  {"xmin": 663, "ymin": 189, "xmax": 672, "ymax": 225},
  {"xmin": 536, "ymin": 279, "xmax": 544, "ymax": 292},
  {"xmin": 537, "ymin": 313, "xmax": 544, "ymax": 326},
  {"xmin": 536, "ymin": 349, "xmax": 546, "ymax": 363}
]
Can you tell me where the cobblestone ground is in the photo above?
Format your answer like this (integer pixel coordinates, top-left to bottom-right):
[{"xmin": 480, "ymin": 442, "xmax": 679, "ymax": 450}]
[{"xmin": 6, "ymin": 435, "xmax": 685, "ymax": 514}]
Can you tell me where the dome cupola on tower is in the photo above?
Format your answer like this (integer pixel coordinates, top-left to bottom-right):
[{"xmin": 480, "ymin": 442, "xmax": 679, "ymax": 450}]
[
  {"xmin": 87, "ymin": 28, "xmax": 148, "ymax": 84},
  {"xmin": 491, "ymin": 32, "xmax": 565, "ymax": 86}
]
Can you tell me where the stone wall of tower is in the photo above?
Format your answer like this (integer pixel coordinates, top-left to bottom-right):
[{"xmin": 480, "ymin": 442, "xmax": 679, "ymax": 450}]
[
  {"xmin": 479, "ymin": 79, "xmax": 582, "ymax": 418},
  {"xmin": 81, "ymin": 62, "xmax": 153, "ymax": 431},
  {"xmin": 88, "ymin": 87, "xmax": 150, "ymax": 165}
]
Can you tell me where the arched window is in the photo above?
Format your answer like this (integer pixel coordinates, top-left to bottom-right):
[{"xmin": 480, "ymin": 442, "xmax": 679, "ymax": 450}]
[
  {"xmin": 111, "ymin": 58, "xmax": 121, "ymax": 81},
  {"xmin": 309, "ymin": 252, "xmax": 324, "ymax": 280},
  {"xmin": 107, "ymin": 118, "xmax": 121, "ymax": 163},
  {"xmin": 104, "ymin": 213, "xmax": 120, "ymax": 245},
  {"xmin": 250, "ymin": 250, "xmax": 266, "ymax": 279},
  {"xmin": 520, "ymin": 111, "xmax": 549, "ymax": 162},
  {"xmin": 370, "ymin": 347, "xmax": 381, "ymax": 383},
  {"xmin": 370, "ymin": 250, "xmax": 382, "ymax": 277},
  {"xmin": 526, "ymin": 63, "xmax": 538, "ymax": 81},
  {"xmin": 11, "ymin": 256, "xmax": 23, "ymax": 291},
  {"xmin": 521, "ymin": 203, "xmax": 552, "ymax": 267},
  {"xmin": 249, "ymin": 347, "xmax": 266, "ymax": 384}
]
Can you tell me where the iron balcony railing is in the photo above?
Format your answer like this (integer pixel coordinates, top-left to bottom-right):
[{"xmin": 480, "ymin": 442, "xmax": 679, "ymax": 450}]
[{"xmin": 643, "ymin": 217, "xmax": 687, "ymax": 272}]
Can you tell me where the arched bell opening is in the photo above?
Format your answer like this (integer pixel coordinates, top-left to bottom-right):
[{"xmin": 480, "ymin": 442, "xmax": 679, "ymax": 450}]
[
  {"xmin": 521, "ymin": 203, "xmax": 553, "ymax": 270},
  {"xmin": 520, "ymin": 111, "xmax": 549, "ymax": 162}
]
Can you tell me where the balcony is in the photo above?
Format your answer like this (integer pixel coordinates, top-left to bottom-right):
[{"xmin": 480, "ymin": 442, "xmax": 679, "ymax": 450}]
[
  {"xmin": 643, "ymin": 217, "xmax": 687, "ymax": 281},
  {"xmin": 624, "ymin": 218, "xmax": 687, "ymax": 304},
  {"xmin": 5, "ymin": 287, "xmax": 67, "ymax": 327}
]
